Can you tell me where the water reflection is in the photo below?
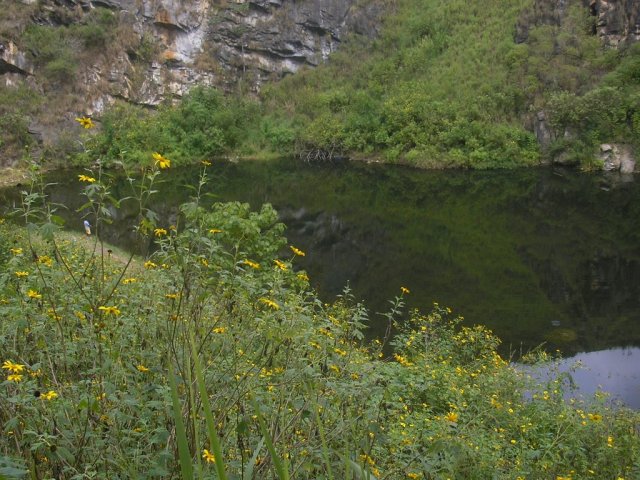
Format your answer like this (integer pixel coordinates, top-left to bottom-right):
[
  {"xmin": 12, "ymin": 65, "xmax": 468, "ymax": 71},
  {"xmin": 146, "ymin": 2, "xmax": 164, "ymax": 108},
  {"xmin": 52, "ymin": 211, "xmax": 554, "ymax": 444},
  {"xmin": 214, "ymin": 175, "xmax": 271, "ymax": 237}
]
[
  {"xmin": 1, "ymin": 160, "xmax": 639, "ymax": 359},
  {"xmin": 523, "ymin": 347, "xmax": 640, "ymax": 409}
]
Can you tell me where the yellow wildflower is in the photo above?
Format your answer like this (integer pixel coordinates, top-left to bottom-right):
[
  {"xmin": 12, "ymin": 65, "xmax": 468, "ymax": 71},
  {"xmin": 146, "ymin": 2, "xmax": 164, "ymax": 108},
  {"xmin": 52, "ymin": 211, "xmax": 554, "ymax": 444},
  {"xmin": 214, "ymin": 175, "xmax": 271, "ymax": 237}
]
[
  {"xmin": 242, "ymin": 259, "xmax": 260, "ymax": 269},
  {"xmin": 27, "ymin": 289, "xmax": 42, "ymax": 300},
  {"xmin": 2, "ymin": 360, "xmax": 25, "ymax": 374},
  {"xmin": 401, "ymin": 286, "xmax": 410, "ymax": 294},
  {"xmin": 209, "ymin": 228, "xmax": 222, "ymax": 234},
  {"xmin": 202, "ymin": 449, "xmax": 216, "ymax": 464},
  {"xmin": 40, "ymin": 390, "xmax": 58, "ymax": 400},
  {"xmin": 98, "ymin": 305, "xmax": 121, "ymax": 316},
  {"xmin": 75, "ymin": 116, "xmax": 95, "ymax": 129},
  {"xmin": 14, "ymin": 271, "xmax": 29, "ymax": 278},
  {"xmin": 407, "ymin": 474, "xmax": 420, "ymax": 479},
  {"xmin": 274, "ymin": 259, "xmax": 288, "ymax": 271},
  {"xmin": 290, "ymin": 245, "xmax": 305, "ymax": 256},
  {"xmin": 7, "ymin": 374, "xmax": 23, "ymax": 382},
  {"xmin": 123, "ymin": 277, "xmax": 137, "ymax": 284},
  {"xmin": 445, "ymin": 411, "xmax": 459, "ymax": 423},
  {"xmin": 165, "ymin": 293, "xmax": 179, "ymax": 299},
  {"xmin": 359, "ymin": 454, "xmax": 375, "ymax": 466},
  {"xmin": 394, "ymin": 353, "xmax": 413, "ymax": 367},
  {"xmin": 78, "ymin": 174, "xmax": 96, "ymax": 183},
  {"xmin": 201, "ymin": 160, "xmax": 212, "ymax": 166},
  {"xmin": 37, "ymin": 255, "xmax": 53, "ymax": 267},
  {"xmin": 607, "ymin": 436, "xmax": 614, "ymax": 447},
  {"xmin": 587, "ymin": 413, "xmax": 602, "ymax": 422},
  {"xmin": 152, "ymin": 152, "xmax": 171, "ymax": 169},
  {"xmin": 213, "ymin": 327, "xmax": 226, "ymax": 334},
  {"xmin": 154, "ymin": 228, "xmax": 167, "ymax": 237},
  {"xmin": 297, "ymin": 272, "xmax": 309, "ymax": 282},
  {"xmin": 259, "ymin": 298, "xmax": 280, "ymax": 310},
  {"xmin": 144, "ymin": 260, "xmax": 157, "ymax": 269},
  {"xmin": 334, "ymin": 348, "xmax": 347, "ymax": 356},
  {"xmin": 136, "ymin": 365, "xmax": 150, "ymax": 373},
  {"xmin": 10, "ymin": 248, "xmax": 22, "ymax": 255}
]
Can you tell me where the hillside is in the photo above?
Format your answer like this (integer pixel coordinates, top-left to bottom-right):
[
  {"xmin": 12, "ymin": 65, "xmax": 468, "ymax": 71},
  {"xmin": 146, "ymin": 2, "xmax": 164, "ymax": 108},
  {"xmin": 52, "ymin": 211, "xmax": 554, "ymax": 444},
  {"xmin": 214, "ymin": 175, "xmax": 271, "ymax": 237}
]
[{"xmin": 1, "ymin": 0, "xmax": 639, "ymax": 169}]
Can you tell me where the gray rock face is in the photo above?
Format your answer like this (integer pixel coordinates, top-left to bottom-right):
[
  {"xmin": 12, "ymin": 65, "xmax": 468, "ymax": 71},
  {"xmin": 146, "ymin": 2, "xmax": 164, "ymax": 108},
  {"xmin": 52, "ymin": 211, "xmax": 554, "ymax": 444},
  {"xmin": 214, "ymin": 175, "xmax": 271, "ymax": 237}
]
[
  {"xmin": 520, "ymin": 0, "xmax": 639, "ymax": 47},
  {"xmin": 0, "ymin": 41, "xmax": 34, "ymax": 76},
  {"xmin": 8, "ymin": 0, "xmax": 382, "ymax": 112},
  {"xmin": 592, "ymin": 0, "xmax": 640, "ymax": 47},
  {"xmin": 0, "ymin": 0, "xmax": 382, "ymax": 159},
  {"xmin": 599, "ymin": 143, "xmax": 636, "ymax": 173}
]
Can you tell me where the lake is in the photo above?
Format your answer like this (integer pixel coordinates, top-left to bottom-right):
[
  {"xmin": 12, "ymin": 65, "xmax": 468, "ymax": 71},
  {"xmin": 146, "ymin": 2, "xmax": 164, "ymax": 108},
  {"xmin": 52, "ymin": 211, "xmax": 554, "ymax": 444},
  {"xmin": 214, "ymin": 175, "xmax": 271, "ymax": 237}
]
[{"xmin": 2, "ymin": 158, "xmax": 639, "ymax": 406}]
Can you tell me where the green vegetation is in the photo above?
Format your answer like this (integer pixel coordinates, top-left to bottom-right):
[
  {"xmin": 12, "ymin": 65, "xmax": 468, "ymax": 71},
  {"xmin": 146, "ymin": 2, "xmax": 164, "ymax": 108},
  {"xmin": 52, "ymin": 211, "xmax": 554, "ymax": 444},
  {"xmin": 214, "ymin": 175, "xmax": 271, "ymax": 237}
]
[
  {"xmin": 2, "ymin": 0, "xmax": 640, "ymax": 168},
  {"xmin": 82, "ymin": 87, "xmax": 260, "ymax": 167},
  {"xmin": 0, "ymin": 165, "xmax": 638, "ymax": 479},
  {"xmin": 76, "ymin": 0, "xmax": 639, "ymax": 169},
  {"xmin": 21, "ymin": 8, "xmax": 119, "ymax": 85},
  {"xmin": 0, "ymin": 85, "xmax": 42, "ymax": 160}
]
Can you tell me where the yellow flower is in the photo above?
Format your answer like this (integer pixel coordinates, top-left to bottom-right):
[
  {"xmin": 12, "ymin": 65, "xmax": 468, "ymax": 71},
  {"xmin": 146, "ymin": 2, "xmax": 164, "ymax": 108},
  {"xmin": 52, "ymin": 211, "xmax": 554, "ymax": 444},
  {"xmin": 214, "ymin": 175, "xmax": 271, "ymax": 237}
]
[
  {"xmin": 607, "ymin": 435, "xmax": 614, "ymax": 447},
  {"xmin": 165, "ymin": 293, "xmax": 179, "ymax": 299},
  {"xmin": 209, "ymin": 228, "xmax": 223, "ymax": 234},
  {"xmin": 152, "ymin": 152, "xmax": 171, "ymax": 169},
  {"xmin": 213, "ymin": 327, "xmax": 226, "ymax": 334},
  {"xmin": 242, "ymin": 259, "xmax": 260, "ymax": 269},
  {"xmin": 445, "ymin": 411, "xmax": 459, "ymax": 423},
  {"xmin": 7, "ymin": 374, "xmax": 23, "ymax": 382},
  {"xmin": 587, "ymin": 413, "xmax": 602, "ymax": 422},
  {"xmin": 123, "ymin": 277, "xmax": 137, "ymax": 284},
  {"xmin": 14, "ymin": 271, "xmax": 29, "ymax": 278},
  {"xmin": 75, "ymin": 116, "xmax": 95, "ymax": 129},
  {"xmin": 407, "ymin": 474, "xmax": 420, "ymax": 479},
  {"xmin": 78, "ymin": 174, "xmax": 96, "ymax": 183},
  {"xmin": 154, "ymin": 228, "xmax": 167, "ymax": 237},
  {"xmin": 394, "ymin": 353, "xmax": 413, "ymax": 367},
  {"xmin": 27, "ymin": 289, "xmax": 42, "ymax": 300},
  {"xmin": 2, "ymin": 360, "xmax": 25, "ymax": 374},
  {"xmin": 98, "ymin": 305, "xmax": 121, "ymax": 316},
  {"xmin": 41, "ymin": 390, "xmax": 58, "ymax": 400},
  {"xmin": 144, "ymin": 260, "xmax": 157, "ymax": 269},
  {"xmin": 259, "ymin": 298, "xmax": 280, "ymax": 310},
  {"xmin": 290, "ymin": 245, "xmax": 305, "ymax": 256},
  {"xmin": 136, "ymin": 365, "xmax": 150, "ymax": 373},
  {"xmin": 401, "ymin": 286, "xmax": 410, "ymax": 294},
  {"xmin": 297, "ymin": 272, "xmax": 309, "ymax": 282},
  {"xmin": 274, "ymin": 259, "xmax": 288, "ymax": 271},
  {"xmin": 10, "ymin": 248, "xmax": 22, "ymax": 255},
  {"xmin": 334, "ymin": 348, "xmax": 347, "ymax": 356},
  {"xmin": 201, "ymin": 160, "xmax": 212, "ymax": 166},
  {"xmin": 202, "ymin": 449, "xmax": 216, "ymax": 464},
  {"xmin": 37, "ymin": 255, "xmax": 53, "ymax": 267}
]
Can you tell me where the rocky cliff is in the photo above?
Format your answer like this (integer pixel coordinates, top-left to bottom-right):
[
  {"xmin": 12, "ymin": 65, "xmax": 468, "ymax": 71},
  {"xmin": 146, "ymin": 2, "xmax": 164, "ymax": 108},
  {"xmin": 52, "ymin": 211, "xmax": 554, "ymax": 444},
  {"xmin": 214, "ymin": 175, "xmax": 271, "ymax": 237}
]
[
  {"xmin": 3, "ymin": 0, "xmax": 383, "ymax": 109},
  {"xmin": 517, "ymin": 0, "xmax": 640, "ymax": 47},
  {"xmin": 0, "ymin": 0, "xmax": 384, "ymax": 163}
]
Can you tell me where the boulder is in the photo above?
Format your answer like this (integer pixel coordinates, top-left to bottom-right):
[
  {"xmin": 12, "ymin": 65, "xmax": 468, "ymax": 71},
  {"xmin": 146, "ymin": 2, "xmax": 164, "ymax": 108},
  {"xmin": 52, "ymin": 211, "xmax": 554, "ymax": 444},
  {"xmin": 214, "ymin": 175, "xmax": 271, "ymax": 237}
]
[{"xmin": 599, "ymin": 143, "xmax": 636, "ymax": 173}]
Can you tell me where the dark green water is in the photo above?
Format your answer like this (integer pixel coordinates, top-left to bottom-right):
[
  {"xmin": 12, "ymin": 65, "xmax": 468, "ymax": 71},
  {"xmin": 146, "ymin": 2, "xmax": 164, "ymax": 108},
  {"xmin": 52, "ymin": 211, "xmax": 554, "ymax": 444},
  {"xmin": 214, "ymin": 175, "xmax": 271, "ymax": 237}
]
[{"xmin": 2, "ymin": 159, "xmax": 640, "ymax": 359}]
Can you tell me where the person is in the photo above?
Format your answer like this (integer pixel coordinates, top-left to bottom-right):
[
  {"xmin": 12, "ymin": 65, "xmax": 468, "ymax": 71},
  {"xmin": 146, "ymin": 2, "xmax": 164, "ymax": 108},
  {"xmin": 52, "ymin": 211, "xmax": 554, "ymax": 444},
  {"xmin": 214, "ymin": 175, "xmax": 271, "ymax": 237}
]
[{"xmin": 83, "ymin": 220, "xmax": 91, "ymax": 236}]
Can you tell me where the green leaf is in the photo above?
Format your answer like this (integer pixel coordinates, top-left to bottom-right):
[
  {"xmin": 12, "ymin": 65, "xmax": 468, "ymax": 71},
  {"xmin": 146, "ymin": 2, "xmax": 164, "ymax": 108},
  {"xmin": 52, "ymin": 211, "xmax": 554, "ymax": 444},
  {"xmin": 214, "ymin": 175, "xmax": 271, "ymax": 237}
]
[
  {"xmin": 50, "ymin": 214, "xmax": 66, "ymax": 226},
  {"xmin": 168, "ymin": 365, "xmax": 194, "ymax": 480}
]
